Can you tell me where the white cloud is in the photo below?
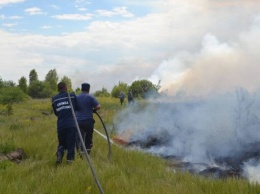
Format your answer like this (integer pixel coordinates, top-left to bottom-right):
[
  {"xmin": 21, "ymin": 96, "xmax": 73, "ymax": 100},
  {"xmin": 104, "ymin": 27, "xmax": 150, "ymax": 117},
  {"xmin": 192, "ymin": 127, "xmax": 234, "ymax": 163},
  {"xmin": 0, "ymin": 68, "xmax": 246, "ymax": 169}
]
[
  {"xmin": 41, "ymin": 25, "xmax": 52, "ymax": 29},
  {"xmin": 9, "ymin": 16, "xmax": 23, "ymax": 19},
  {"xmin": 96, "ymin": 7, "xmax": 134, "ymax": 18},
  {"xmin": 78, "ymin": 8, "xmax": 87, "ymax": 12},
  {"xmin": 53, "ymin": 13, "xmax": 92, "ymax": 20},
  {"xmin": 0, "ymin": 0, "xmax": 24, "ymax": 6},
  {"xmin": 0, "ymin": 15, "xmax": 23, "ymax": 20},
  {"xmin": 25, "ymin": 7, "xmax": 45, "ymax": 15},
  {"xmin": 2, "ymin": 23, "xmax": 17, "ymax": 27},
  {"xmin": 1, "ymin": 0, "xmax": 260, "ymax": 94}
]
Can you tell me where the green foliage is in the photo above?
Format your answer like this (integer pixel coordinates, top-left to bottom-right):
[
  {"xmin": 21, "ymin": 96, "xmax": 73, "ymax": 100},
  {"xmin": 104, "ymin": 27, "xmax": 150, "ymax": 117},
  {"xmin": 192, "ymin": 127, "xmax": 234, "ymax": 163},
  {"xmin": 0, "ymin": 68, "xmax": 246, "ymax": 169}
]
[
  {"xmin": 2, "ymin": 80, "xmax": 16, "ymax": 87},
  {"xmin": 0, "ymin": 142, "xmax": 16, "ymax": 154},
  {"xmin": 6, "ymin": 104, "xmax": 13, "ymax": 116},
  {"xmin": 0, "ymin": 87, "xmax": 28, "ymax": 105},
  {"xmin": 111, "ymin": 81, "xmax": 128, "ymax": 98},
  {"xmin": 18, "ymin": 76, "xmax": 28, "ymax": 93},
  {"xmin": 29, "ymin": 69, "xmax": 38, "ymax": 85},
  {"xmin": 44, "ymin": 69, "xmax": 58, "ymax": 91},
  {"xmin": 0, "ymin": 81, "xmax": 28, "ymax": 115},
  {"xmin": 0, "ymin": 77, "xmax": 15, "ymax": 89},
  {"xmin": 0, "ymin": 87, "xmax": 28, "ymax": 115},
  {"xmin": 0, "ymin": 77, "xmax": 3, "ymax": 89},
  {"xmin": 94, "ymin": 87, "xmax": 110, "ymax": 97},
  {"xmin": 28, "ymin": 81, "xmax": 53, "ymax": 98},
  {"xmin": 75, "ymin": 87, "xmax": 81, "ymax": 94},
  {"xmin": 129, "ymin": 79, "xmax": 159, "ymax": 99},
  {"xmin": 60, "ymin": 76, "xmax": 72, "ymax": 92},
  {"xmin": 9, "ymin": 123, "xmax": 24, "ymax": 130},
  {"xmin": 0, "ymin": 160, "xmax": 14, "ymax": 170}
]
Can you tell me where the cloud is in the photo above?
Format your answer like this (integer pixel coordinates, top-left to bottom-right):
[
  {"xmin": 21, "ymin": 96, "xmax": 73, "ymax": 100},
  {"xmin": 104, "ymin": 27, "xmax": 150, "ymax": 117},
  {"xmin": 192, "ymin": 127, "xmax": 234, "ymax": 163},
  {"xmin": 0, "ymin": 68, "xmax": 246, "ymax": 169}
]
[
  {"xmin": 0, "ymin": 15, "xmax": 23, "ymax": 20},
  {"xmin": 9, "ymin": 16, "xmax": 23, "ymax": 19},
  {"xmin": 1, "ymin": 0, "xmax": 260, "ymax": 95},
  {"xmin": 78, "ymin": 8, "xmax": 87, "ymax": 12},
  {"xmin": 0, "ymin": 0, "xmax": 24, "ymax": 6},
  {"xmin": 52, "ymin": 13, "xmax": 92, "ymax": 20},
  {"xmin": 24, "ymin": 7, "xmax": 45, "ymax": 15},
  {"xmin": 41, "ymin": 25, "xmax": 52, "ymax": 29},
  {"xmin": 96, "ymin": 7, "xmax": 134, "ymax": 18},
  {"xmin": 2, "ymin": 23, "xmax": 17, "ymax": 27}
]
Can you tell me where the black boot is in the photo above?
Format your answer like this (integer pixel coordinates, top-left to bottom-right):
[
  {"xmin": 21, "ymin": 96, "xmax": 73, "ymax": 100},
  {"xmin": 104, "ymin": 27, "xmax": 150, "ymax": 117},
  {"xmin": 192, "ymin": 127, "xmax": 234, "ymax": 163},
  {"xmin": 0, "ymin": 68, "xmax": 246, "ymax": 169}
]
[{"xmin": 56, "ymin": 151, "xmax": 64, "ymax": 165}]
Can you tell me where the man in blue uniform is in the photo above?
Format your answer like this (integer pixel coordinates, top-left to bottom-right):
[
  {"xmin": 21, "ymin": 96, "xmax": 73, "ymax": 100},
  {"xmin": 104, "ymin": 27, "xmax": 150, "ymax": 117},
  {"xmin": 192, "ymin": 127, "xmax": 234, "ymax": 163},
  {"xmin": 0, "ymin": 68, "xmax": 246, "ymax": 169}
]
[
  {"xmin": 76, "ymin": 83, "xmax": 101, "ymax": 154},
  {"xmin": 52, "ymin": 82, "xmax": 79, "ymax": 164}
]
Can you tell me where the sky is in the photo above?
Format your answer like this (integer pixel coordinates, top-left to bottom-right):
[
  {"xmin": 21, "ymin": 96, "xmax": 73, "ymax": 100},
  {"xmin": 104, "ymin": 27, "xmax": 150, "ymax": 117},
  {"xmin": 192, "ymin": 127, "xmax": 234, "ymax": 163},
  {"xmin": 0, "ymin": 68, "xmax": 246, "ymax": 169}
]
[{"xmin": 1, "ymin": 0, "xmax": 260, "ymax": 95}]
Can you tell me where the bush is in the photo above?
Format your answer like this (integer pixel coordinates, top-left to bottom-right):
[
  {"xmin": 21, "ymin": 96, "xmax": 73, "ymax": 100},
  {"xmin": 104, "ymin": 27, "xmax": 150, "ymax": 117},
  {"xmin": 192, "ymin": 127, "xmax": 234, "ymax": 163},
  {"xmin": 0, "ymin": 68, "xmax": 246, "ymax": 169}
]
[
  {"xmin": 129, "ymin": 79, "xmax": 159, "ymax": 99},
  {"xmin": 94, "ymin": 87, "xmax": 110, "ymax": 97},
  {"xmin": 28, "ymin": 81, "xmax": 54, "ymax": 98},
  {"xmin": 0, "ymin": 87, "xmax": 28, "ymax": 115},
  {"xmin": 111, "ymin": 82, "xmax": 128, "ymax": 98},
  {"xmin": 0, "ymin": 87, "xmax": 28, "ymax": 105}
]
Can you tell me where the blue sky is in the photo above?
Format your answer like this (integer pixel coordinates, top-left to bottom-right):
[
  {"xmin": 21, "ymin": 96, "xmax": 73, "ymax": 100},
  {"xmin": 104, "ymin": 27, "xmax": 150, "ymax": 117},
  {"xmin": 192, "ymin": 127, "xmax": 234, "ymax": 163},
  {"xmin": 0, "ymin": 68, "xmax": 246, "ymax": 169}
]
[
  {"xmin": 1, "ymin": 0, "xmax": 260, "ymax": 95},
  {"xmin": 0, "ymin": 0, "xmax": 148, "ymax": 35}
]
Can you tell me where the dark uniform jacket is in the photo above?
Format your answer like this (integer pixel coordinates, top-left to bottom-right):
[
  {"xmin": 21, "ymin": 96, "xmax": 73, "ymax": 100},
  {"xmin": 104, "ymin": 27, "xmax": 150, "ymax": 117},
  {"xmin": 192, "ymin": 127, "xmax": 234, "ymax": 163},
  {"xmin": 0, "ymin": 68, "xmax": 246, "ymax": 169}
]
[{"xmin": 52, "ymin": 91, "xmax": 79, "ymax": 130}]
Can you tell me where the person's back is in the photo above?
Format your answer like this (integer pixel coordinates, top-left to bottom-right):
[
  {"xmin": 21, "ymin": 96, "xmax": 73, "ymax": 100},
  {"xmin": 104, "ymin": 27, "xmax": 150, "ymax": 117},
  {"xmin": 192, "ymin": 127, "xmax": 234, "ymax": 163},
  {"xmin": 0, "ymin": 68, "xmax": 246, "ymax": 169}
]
[
  {"xmin": 128, "ymin": 90, "xmax": 134, "ymax": 104},
  {"xmin": 52, "ymin": 91, "xmax": 78, "ymax": 129},
  {"xmin": 76, "ymin": 92, "xmax": 99, "ymax": 120},
  {"xmin": 119, "ymin": 91, "xmax": 125, "ymax": 105},
  {"xmin": 75, "ymin": 83, "xmax": 100, "ymax": 154},
  {"xmin": 51, "ymin": 82, "xmax": 79, "ymax": 164}
]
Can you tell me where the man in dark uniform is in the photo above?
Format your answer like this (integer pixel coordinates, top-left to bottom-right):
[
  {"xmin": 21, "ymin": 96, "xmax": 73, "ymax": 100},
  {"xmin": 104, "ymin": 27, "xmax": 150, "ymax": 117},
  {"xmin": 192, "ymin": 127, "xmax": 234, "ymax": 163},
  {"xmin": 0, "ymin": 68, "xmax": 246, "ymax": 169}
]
[
  {"xmin": 119, "ymin": 91, "xmax": 125, "ymax": 106},
  {"xmin": 128, "ymin": 90, "xmax": 134, "ymax": 104},
  {"xmin": 52, "ymin": 82, "xmax": 79, "ymax": 164},
  {"xmin": 76, "ymin": 83, "xmax": 101, "ymax": 154}
]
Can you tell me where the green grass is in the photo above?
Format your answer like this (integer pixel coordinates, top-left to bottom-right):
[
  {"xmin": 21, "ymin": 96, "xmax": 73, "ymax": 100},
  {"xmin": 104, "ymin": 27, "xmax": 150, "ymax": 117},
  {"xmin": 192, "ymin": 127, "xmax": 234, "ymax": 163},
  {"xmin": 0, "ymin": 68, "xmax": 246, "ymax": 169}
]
[{"xmin": 0, "ymin": 98, "xmax": 260, "ymax": 194}]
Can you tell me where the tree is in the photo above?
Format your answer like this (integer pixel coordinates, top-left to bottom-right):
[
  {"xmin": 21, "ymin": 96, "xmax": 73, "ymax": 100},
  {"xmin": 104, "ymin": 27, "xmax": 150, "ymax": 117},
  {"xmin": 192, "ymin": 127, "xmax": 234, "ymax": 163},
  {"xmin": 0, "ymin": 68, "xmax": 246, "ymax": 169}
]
[
  {"xmin": 45, "ymin": 69, "xmax": 59, "ymax": 91},
  {"xmin": 75, "ymin": 87, "xmax": 81, "ymax": 94},
  {"xmin": 129, "ymin": 79, "xmax": 159, "ymax": 99},
  {"xmin": 29, "ymin": 69, "xmax": 38, "ymax": 85},
  {"xmin": 0, "ymin": 77, "xmax": 4, "ymax": 89},
  {"xmin": 94, "ymin": 87, "xmax": 110, "ymax": 97},
  {"xmin": 2, "ymin": 80, "xmax": 16, "ymax": 87},
  {"xmin": 18, "ymin": 76, "xmax": 28, "ymax": 93},
  {"xmin": 60, "ymin": 76, "xmax": 72, "ymax": 92},
  {"xmin": 28, "ymin": 80, "xmax": 53, "ymax": 98},
  {"xmin": 111, "ymin": 81, "xmax": 128, "ymax": 98}
]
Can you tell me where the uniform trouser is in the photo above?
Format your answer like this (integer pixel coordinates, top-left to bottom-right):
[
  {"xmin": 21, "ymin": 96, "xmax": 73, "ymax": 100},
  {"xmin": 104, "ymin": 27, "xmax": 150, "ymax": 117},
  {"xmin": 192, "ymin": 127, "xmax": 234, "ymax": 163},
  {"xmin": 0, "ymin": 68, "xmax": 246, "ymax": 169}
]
[
  {"xmin": 120, "ymin": 98, "xmax": 124, "ymax": 105},
  {"xmin": 57, "ymin": 127, "xmax": 76, "ymax": 161},
  {"xmin": 76, "ymin": 119, "xmax": 95, "ymax": 152}
]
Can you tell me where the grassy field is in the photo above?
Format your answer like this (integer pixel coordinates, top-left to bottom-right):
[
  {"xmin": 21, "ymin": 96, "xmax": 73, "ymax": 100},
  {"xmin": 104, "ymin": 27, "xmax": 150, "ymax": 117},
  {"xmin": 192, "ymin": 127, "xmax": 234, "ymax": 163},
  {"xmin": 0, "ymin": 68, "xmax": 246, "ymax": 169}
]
[{"xmin": 0, "ymin": 98, "xmax": 260, "ymax": 194}]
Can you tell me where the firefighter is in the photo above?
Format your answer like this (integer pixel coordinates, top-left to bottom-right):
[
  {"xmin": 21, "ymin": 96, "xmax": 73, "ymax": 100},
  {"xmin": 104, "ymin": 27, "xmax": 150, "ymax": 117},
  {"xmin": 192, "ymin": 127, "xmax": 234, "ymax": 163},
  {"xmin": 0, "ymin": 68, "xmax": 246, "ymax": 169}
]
[{"xmin": 52, "ymin": 82, "xmax": 80, "ymax": 164}]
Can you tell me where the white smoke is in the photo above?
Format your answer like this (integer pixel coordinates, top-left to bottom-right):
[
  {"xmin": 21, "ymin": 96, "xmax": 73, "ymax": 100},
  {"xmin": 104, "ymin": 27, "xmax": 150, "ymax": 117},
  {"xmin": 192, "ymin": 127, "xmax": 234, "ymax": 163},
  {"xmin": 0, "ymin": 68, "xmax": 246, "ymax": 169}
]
[
  {"xmin": 243, "ymin": 159, "xmax": 260, "ymax": 184},
  {"xmin": 114, "ymin": 88, "xmax": 260, "ymax": 181},
  {"xmin": 150, "ymin": 29, "xmax": 260, "ymax": 97}
]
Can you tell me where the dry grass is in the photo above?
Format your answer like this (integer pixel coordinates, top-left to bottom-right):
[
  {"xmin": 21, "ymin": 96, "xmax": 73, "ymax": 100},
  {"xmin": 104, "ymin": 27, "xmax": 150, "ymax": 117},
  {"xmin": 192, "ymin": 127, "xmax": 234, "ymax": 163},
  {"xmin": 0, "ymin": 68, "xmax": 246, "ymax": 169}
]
[{"xmin": 0, "ymin": 98, "xmax": 260, "ymax": 194}]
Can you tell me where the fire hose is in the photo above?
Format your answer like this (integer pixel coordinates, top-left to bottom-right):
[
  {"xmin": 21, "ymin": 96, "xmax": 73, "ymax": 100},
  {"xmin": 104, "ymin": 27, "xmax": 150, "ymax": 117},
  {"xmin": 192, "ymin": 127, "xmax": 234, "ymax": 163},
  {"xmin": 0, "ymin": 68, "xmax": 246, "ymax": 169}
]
[
  {"xmin": 94, "ymin": 111, "xmax": 112, "ymax": 160},
  {"xmin": 67, "ymin": 92, "xmax": 105, "ymax": 194}
]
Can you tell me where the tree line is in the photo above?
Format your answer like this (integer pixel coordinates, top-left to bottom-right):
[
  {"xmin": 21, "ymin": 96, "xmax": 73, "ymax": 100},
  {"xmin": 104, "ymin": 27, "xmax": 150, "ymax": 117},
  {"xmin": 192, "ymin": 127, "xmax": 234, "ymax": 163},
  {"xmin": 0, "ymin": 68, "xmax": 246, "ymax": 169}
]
[{"xmin": 0, "ymin": 68, "xmax": 161, "ymax": 114}]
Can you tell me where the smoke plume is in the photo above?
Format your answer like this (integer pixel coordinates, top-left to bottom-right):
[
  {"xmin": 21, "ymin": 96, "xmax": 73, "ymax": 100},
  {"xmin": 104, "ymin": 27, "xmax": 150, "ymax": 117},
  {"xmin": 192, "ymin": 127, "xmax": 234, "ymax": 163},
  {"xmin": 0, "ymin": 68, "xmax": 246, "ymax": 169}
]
[{"xmin": 114, "ymin": 88, "xmax": 260, "ymax": 181}]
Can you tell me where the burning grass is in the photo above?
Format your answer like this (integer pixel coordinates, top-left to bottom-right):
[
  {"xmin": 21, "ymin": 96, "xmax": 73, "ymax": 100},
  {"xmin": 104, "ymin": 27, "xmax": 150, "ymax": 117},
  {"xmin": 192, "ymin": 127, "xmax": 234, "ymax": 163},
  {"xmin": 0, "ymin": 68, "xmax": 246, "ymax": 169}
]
[
  {"xmin": 0, "ymin": 98, "xmax": 260, "ymax": 193},
  {"xmin": 113, "ymin": 90, "xmax": 260, "ymax": 182}
]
